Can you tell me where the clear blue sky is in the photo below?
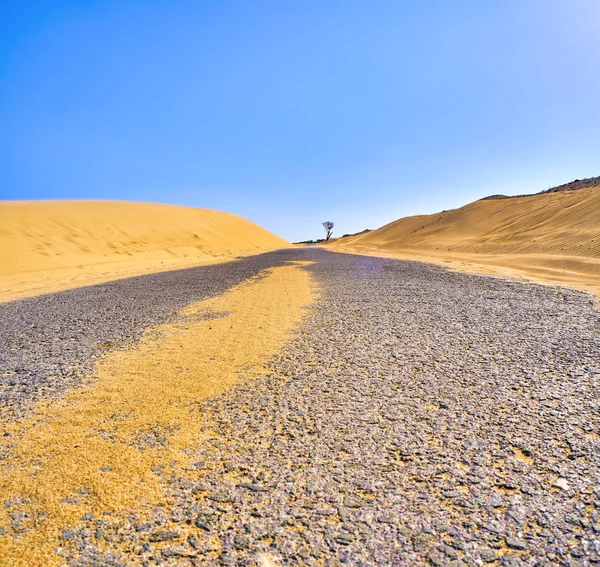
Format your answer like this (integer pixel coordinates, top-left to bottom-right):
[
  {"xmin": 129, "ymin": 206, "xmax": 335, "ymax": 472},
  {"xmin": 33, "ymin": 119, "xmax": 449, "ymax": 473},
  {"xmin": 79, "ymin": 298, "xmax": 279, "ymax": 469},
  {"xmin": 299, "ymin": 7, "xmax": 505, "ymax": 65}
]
[{"xmin": 1, "ymin": 1, "xmax": 599, "ymax": 242}]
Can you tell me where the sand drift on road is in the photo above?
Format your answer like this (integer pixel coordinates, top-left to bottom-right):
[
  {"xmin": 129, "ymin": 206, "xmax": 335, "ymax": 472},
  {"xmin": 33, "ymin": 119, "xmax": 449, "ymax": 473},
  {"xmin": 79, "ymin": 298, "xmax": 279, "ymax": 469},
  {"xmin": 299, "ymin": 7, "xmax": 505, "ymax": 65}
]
[{"xmin": 0, "ymin": 260, "xmax": 315, "ymax": 565}]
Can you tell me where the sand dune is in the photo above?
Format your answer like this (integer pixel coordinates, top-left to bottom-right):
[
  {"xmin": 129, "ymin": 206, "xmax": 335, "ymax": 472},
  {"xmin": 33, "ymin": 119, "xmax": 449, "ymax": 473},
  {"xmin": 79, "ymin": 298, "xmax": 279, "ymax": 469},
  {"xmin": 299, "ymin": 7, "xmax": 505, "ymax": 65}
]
[
  {"xmin": 331, "ymin": 184, "xmax": 600, "ymax": 300},
  {"xmin": 0, "ymin": 200, "xmax": 289, "ymax": 302}
]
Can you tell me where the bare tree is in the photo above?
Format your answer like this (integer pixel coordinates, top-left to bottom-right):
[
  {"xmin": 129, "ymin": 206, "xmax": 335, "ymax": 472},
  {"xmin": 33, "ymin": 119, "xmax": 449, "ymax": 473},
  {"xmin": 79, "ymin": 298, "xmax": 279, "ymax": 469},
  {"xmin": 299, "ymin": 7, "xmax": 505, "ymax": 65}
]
[{"xmin": 322, "ymin": 221, "xmax": 334, "ymax": 241}]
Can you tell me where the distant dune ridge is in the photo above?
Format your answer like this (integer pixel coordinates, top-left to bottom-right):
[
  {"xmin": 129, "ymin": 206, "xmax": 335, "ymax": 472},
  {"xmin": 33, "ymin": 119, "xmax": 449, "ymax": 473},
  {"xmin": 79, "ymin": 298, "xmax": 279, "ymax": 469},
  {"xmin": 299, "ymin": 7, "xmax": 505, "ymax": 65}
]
[
  {"xmin": 0, "ymin": 200, "xmax": 289, "ymax": 302},
  {"xmin": 480, "ymin": 175, "xmax": 600, "ymax": 200},
  {"xmin": 331, "ymin": 179, "xmax": 600, "ymax": 300}
]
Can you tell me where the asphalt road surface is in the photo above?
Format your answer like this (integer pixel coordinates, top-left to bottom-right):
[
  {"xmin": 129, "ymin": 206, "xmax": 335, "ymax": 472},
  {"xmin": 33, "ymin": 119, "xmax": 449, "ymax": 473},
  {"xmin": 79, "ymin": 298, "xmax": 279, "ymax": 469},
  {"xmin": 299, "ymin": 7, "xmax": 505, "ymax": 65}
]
[{"xmin": 2, "ymin": 248, "xmax": 599, "ymax": 566}]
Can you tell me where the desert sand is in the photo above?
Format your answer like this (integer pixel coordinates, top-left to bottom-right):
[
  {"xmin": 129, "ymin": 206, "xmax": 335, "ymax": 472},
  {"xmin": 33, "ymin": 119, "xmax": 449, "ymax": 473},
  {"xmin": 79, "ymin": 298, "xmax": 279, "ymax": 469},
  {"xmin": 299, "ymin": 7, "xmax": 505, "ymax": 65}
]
[
  {"xmin": 330, "ymin": 184, "xmax": 600, "ymax": 300},
  {"xmin": 0, "ymin": 200, "xmax": 289, "ymax": 302}
]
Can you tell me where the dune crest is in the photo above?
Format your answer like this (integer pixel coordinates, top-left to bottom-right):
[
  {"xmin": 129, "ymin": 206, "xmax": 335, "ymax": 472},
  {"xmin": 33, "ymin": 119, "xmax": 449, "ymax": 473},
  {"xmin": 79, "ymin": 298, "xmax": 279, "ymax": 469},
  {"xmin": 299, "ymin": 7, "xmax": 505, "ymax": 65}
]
[
  {"xmin": 330, "ymin": 185, "xmax": 600, "ymax": 300},
  {"xmin": 0, "ymin": 200, "xmax": 289, "ymax": 302}
]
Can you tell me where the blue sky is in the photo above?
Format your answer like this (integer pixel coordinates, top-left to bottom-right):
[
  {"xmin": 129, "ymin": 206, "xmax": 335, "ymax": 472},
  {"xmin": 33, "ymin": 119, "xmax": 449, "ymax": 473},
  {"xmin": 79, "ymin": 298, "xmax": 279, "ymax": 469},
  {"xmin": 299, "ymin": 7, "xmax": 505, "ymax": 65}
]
[{"xmin": 1, "ymin": 1, "xmax": 599, "ymax": 241}]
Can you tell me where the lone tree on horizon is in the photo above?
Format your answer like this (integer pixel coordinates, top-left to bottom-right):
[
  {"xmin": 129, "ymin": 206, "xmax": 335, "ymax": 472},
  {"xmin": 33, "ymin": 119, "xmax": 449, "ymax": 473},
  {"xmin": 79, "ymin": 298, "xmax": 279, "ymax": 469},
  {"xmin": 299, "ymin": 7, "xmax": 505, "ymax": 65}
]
[{"xmin": 322, "ymin": 221, "xmax": 334, "ymax": 242}]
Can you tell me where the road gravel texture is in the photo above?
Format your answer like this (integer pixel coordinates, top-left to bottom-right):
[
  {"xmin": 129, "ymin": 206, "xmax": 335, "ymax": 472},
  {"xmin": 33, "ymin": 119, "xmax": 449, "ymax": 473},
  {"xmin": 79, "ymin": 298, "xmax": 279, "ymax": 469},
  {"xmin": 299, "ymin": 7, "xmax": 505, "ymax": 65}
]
[{"xmin": 3, "ymin": 248, "xmax": 600, "ymax": 565}]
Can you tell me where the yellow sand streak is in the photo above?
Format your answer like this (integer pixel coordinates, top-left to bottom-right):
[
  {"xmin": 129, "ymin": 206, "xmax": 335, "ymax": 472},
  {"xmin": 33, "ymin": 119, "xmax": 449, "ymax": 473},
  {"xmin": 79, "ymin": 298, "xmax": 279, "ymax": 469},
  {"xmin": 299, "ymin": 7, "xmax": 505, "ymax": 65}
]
[{"xmin": 0, "ymin": 262, "xmax": 316, "ymax": 566}]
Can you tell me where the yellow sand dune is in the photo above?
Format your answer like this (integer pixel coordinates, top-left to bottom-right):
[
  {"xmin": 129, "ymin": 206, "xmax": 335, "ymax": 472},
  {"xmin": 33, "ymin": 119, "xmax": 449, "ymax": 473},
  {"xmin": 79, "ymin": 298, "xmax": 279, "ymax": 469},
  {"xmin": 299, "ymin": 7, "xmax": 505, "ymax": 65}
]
[
  {"xmin": 0, "ymin": 200, "xmax": 289, "ymax": 302},
  {"xmin": 331, "ymin": 185, "xmax": 600, "ymax": 300}
]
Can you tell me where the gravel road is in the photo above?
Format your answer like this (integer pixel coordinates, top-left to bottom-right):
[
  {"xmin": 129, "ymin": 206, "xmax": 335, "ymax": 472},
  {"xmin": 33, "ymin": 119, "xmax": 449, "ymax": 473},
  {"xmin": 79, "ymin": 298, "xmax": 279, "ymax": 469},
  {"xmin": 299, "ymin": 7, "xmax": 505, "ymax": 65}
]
[
  {"xmin": 0, "ymin": 249, "xmax": 304, "ymax": 419},
  {"xmin": 3, "ymin": 249, "xmax": 600, "ymax": 565}
]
